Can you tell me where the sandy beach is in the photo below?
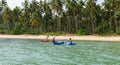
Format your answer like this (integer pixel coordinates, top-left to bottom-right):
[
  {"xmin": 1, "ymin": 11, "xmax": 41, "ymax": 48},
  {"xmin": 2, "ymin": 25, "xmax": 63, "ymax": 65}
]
[{"xmin": 0, "ymin": 34, "xmax": 120, "ymax": 42}]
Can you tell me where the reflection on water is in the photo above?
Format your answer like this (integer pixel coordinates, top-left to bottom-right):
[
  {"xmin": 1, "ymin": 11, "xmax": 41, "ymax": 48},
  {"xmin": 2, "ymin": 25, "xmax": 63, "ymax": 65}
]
[{"xmin": 0, "ymin": 39, "xmax": 120, "ymax": 65}]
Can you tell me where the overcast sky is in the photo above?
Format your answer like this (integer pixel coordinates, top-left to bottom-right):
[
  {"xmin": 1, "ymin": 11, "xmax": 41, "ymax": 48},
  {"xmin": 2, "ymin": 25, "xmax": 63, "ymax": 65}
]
[{"xmin": 1, "ymin": 0, "xmax": 104, "ymax": 9}]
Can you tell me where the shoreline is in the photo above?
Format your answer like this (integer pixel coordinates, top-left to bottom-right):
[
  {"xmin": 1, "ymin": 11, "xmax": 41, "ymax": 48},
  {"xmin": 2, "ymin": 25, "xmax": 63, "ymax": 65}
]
[{"xmin": 0, "ymin": 34, "xmax": 120, "ymax": 42}]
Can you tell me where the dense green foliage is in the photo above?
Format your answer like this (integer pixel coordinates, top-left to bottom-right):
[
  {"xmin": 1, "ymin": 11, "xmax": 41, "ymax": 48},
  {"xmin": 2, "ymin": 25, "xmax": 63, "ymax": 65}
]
[{"xmin": 0, "ymin": 0, "xmax": 120, "ymax": 35}]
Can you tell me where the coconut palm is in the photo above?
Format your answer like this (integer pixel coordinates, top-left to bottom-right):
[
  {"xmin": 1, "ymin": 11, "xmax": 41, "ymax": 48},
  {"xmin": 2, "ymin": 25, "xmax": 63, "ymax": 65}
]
[
  {"xmin": 51, "ymin": 0, "xmax": 63, "ymax": 32},
  {"xmin": 22, "ymin": 0, "xmax": 30, "ymax": 32},
  {"xmin": 30, "ymin": 12, "xmax": 40, "ymax": 33},
  {"xmin": 12, "ymin": 7, "xmax": 21, "ymax": 28},
  {"xmin": 84, "ymin": 0, "xmax": 98, "ymax": 34},
  {"xmin": 103, "ymin": 0, "xmax": 120, "ymax": 33},
  {"xmin": 3, "ymin": 6, "xmax": 12, "ymax": 31},
  {"xmin": 0, "ymin": 0, "xmax": 7, "ymax": 9},
  {"xmin": 42, "ymin": 0, "xmax": 53, "ymax": 32}
]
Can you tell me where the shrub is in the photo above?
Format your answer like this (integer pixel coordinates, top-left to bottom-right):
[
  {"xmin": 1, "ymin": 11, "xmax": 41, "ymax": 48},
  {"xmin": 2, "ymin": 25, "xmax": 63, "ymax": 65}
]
[
  {"xmin": 77, "ymin": 29, "xmax": 88, "ymax": 35},
  {"xmin": 12, "ymin": 24, "xmax": 24, "ymax": 35},
  {"xmin": 117, "ymin": 29, "xmax": 120, "ymax": 35},
  {"xmin": 43, "ymin": 32, "xmax": 67, "ymax": 36},
  {"xmin": 12, "ymin": 29, "xmax": 23, "ymax": 35}
]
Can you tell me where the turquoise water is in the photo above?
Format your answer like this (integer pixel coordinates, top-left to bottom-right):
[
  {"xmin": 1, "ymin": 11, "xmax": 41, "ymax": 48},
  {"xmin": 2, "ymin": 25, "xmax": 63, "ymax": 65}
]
[{"xmin": 0, "ymin": 39, "xmax": 120, "ymax": 65}]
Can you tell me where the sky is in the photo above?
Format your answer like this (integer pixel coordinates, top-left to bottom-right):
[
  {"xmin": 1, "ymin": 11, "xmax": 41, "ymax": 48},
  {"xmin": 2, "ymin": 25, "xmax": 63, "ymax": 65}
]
[
  {"xmin": 6, "ymin": 0, "xmax": 25, "ymax": 9},
  {"xmin": 97, "ymin": 0, "xmax": 104, "ymax": 5},
  {"xmin": 1, "ymin": 0, "xmax": 104, "ymax": 10}
]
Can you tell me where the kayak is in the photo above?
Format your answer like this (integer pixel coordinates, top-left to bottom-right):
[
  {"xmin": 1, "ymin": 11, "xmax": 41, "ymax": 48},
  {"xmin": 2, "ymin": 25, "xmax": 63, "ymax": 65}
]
[
  {"xmin": 52, "ymin": 41, "xmax": 64, "ymax": 45},
  {"xmin": 40, "ymin": 40, "xmax": 49, "ymax": 42},
  {"xmin": 66, "ymin": 42, "xmax": 76, "ymax": 45},
  {"xmin": 68, "ymin": 43, "xmax": 76, "ymax": 45},
  {"xmin": 52, "ymin": 41, "xmax": 76, "ymax": 46}
]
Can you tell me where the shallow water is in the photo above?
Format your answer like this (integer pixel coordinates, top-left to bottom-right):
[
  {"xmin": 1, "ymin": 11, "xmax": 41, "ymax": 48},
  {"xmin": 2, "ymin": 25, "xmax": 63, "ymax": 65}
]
[{"xmin": 0, "ymin": 39, "xmax": 120, "ymax": 65}]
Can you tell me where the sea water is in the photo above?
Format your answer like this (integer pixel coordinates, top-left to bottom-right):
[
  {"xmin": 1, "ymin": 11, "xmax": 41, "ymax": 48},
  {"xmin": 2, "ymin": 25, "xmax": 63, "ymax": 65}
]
[{"xmin": 0, "ymin": 39, "xmax": 120, "ymax": 65}]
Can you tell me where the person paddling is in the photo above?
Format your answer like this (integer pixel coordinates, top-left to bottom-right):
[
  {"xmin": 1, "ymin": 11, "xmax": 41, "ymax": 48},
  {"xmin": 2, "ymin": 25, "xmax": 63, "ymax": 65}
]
[
  {"xmin": 68, "ymin": 38, "xmax": 72, "ymax": 44},
  {"xmin": 52, "ymin": 37, "xmax": 56, "ymax": 42},
  {"xmin": 52, "ymin": 37, "xmax": 64, "ymax": 45},
  {"xmin": 41, "ymin": 36, "xmax": 49, "ymax": 42},
  {"xmin": 67, "ymin": 38, "xmax": 76, "ymax": 45},
  {"xmin": 46, "ymin": 36, "xmax": 49, "ymax": 40}
]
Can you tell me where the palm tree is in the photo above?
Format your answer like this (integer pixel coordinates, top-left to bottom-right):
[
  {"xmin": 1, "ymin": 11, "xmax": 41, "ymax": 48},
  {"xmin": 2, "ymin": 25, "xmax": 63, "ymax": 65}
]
[
  {"xmin": 51, "ymin": 0, "xmax": 63, "ymax": 32},
  {"xmin": 0, "ymin": 0, "xmax": 7, "ymax": 9},
  {"xmin": 37, "ymin": 0, "xmax": 44, "ymax": 32},
  {"xmin": 30, "ymin": 0, "xmax": 38, "ymax": 14},
  {"xmin": 22, "ymin": 0, "xmax": 30, "ymax": 32},
  {"xmin": 103, "ymin": 0, "xmax": 120, "ymax": 33},
  {"xmin": 30, "ymin": 12, "xmax": 40, "ymax": 33},
  {"xmin": 65, "ymin": 0, "xmax": 85, "ymax": 33},
  {"xmin": 12, "ymin": 7, "xmax": 21, "ymax": 28},
  {"xmin": 3, "ymin": 6, "xmax": 12, "ymax": 31},
  {"xmin": 42, "ymin": 0, "xmax": 52, "ymax": 32},
  {"xmin": 112, "ymin": 0, "xmax": 120, "ymax": 33},
  {"xmin": 65, "ymin": 0, "xmax": 73, "ymax": 33},
  {"xmin": 85, "ymin": 0, "xmax": 98, "ymax": 34}
]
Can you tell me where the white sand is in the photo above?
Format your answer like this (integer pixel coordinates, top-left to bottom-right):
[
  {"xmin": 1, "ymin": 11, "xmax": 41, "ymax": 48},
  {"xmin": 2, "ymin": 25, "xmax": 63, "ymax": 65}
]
[{"xmin": 0, "ymin": 34, "xmax": 120, "ymax": 42}]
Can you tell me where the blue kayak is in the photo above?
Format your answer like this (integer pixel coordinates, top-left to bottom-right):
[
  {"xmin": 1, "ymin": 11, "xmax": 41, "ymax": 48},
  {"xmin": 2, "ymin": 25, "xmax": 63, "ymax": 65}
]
[
  {"xmin": 52, "ymin": 41, "xmax": 64, "ymax": 45},
  {"xmin": 66, "ymin": 42, "xmax": 76, "ymax": 45},
  {"xmin": 69, "ymin": 43, "xmax": 76, "ymax": 45},
  {"xmin": 52, "ymin": 41, "xmax": 76, "ymax": 46}
]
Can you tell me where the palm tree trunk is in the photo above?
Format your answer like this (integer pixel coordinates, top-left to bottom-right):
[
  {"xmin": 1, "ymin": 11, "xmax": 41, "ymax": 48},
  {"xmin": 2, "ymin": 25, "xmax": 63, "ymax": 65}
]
[
  {"xmin": 68, "ymin": 16, "xmax": 71, "ymax": 33},
  {"xmin": 58, "ymin": 16, "xmax": 61, "ymax": 32},
  {"xmin": 25, "ymin": 19, "xmax": 28, "ymax": 32},
  {"xmin": 115, "ymin": 18, "xmax": 118, "ymax": 33},
  {"xmin": 75, "ymin": 16, "xmax": 78, "ymax": 33},
  {"xmin": 53, "ymin": 18, "xmax": 55, "ymax": 32}
]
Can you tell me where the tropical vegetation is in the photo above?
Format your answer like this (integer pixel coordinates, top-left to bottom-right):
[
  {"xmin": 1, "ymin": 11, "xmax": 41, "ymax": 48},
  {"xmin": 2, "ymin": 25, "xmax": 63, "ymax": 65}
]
[{"xmin": 0, "ymin": 0, "xmax": 120, "ymax": 35}]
